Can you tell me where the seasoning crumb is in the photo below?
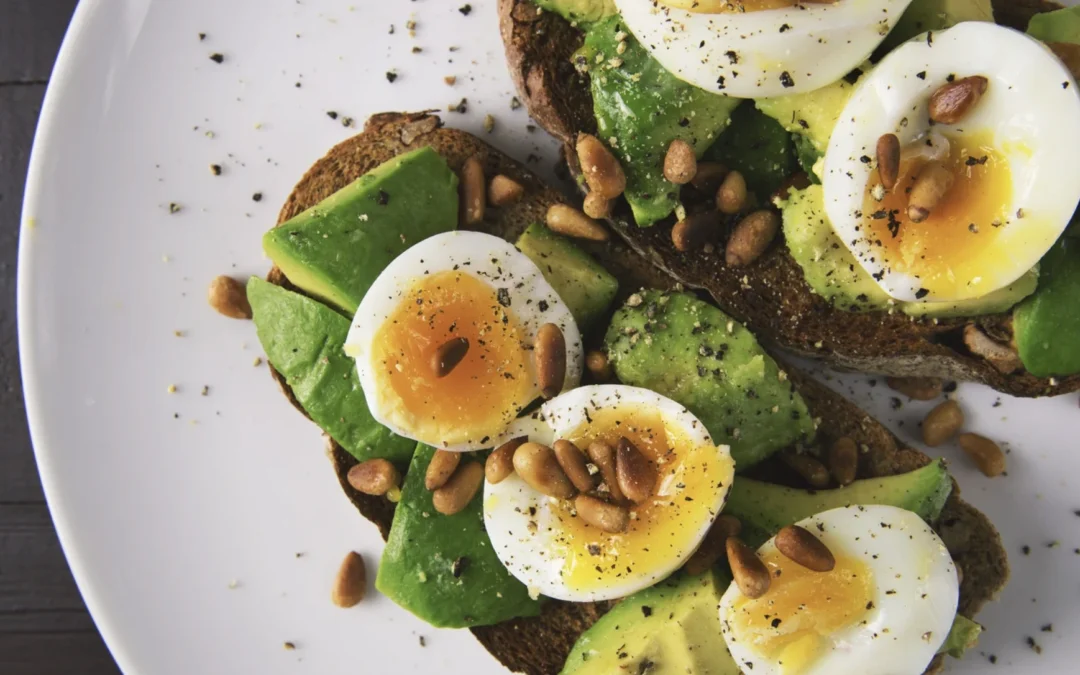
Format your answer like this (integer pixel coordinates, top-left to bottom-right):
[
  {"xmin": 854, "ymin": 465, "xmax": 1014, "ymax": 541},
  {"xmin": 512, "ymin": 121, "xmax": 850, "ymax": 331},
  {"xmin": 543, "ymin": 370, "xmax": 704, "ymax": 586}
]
[
  {"xmin": 167, "ymin": 384, "xmax": 177, "ymax": 394},
  {"xmin": 1022, "ymin": 545, "xmax": 1031, "ymax": 555},
  {"xmin": 444, "ymin": 75, "xmax": 457, "ymax": 85},
  {"xmin": 448, "ymin": 98, "xmax": 468, "ymax": 113},
  {"xmin": 198, "ymin": 33, "xmax": 207, "ymax": 41},
  {"xmin": 295, "ymin": 552, "xmax": 305, "ymax": 558},
  {"xmin": 411, "ymin": 46, "xmax": 422, "ymax": 54},
  {"xmin": 168, "ymin": 202, "xmax": 182, "ymax": 214},
  {"xmin": 987, "ymin": 654, "xmax": 997, "ymax": 664},
  {"xmin": 209, "ymin": 53, "xmax": 224, "ymax": 64},
  {"xmin": 201, "ymin": 385, "xmax": 209, "ymax": 396},
  {"xmin": 1041, "ymin": 624, "xmax": 1053, "ymax": 632},
  {"xmin": 483, "ymin": 114, "xmax": 495, "ymax": 133},
  {"xmin": 252, "ymin": 192, "xmax": 263, "ymax": 202},
  {"xmin": 510, "ymin": 96, "xmax": 521, "ymax": 110},
  {"xmin": 253, "ymin": 357, "xmax": 263, "ymax": 367},
  {"xmin": 386, "ymin": 70, "xmax": 398, "ymax": 83},
  {"xmin": 283, "ymin": 641, "xmax": 296, "ymax": 651},
  {"xmin": 459, "ymin": 4, "xmax": 473, "ymax": 15},
  {"xmin": 173, "ymin": 330, "xmax": 184, "ymax": 337},
  {"xmin": 418, "ymin": 636, "xmax": 426, "ymax": 647},
  {"xmin": 210, "ymin": 164, "xmax": 222, "ymax": 176},
  {"xmin": 1026, "ymin": 636, "xmax": 1042, "ymax": 654},
  {"xmin": 342, "ymin": 116, "xmax": 354, "ymax": 128},
  {"xmin": 327, "ymin": 111, "xmax": 339, "ymax": 120}
]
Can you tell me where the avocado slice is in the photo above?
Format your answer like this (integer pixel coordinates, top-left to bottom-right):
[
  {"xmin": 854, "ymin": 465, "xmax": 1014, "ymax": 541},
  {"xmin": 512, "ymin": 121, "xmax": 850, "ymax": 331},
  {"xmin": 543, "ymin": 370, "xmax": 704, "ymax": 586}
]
[
  {"xmin": 263, "ymin": 146, "xmax": 458, "ymax": 314},
  {"xmin": 515, "ymin": 223, "xmax": 619, "ymax": 330},
  {"xmin": 756, "ymin": 77, "xmax": 857, "ymax": 157},
  {"xmin": 726, "ymin": 458, "xmax": 953, "ymax": 548},
  {"xmin": 376, "ymin": 445, "xmax": 540, "ymax": 628},
  {"xmin": 1014, "ymin": 236, "xmax": 1080, "ymax": 377},
  {"xmin": 1026, "ymin": 5, "xmax": 1080, "ymax": 44},
  {"xmin": 705, "ymin": 103, "xmax": 796, "ymax": 200},
  {"xmin": 942, "ymin": 614, "xmax": 983, "ymax": 659},
  {"xmin": 246, "ymin": 277, "xmax": 414, "ymax": 463},
  {"xmin": 604, "ymin": 290, "xmax": 815, "ymax": 470},
  {"xmin": 561, "ymin": 570, "xmax": 741, "ymax": 675},
  {"xmin": 881, "ymin": 0, "xmax": 995, "ymax": 54},
  {"xmin": 534, "ymin": 0, "xmax": 615, "ymax": 25}
]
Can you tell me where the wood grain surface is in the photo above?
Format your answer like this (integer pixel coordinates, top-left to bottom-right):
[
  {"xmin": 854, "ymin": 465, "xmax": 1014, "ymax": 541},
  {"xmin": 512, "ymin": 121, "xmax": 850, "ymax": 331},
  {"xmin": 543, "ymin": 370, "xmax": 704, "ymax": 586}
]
[{"xmin": 1, "ymin": 1, "xmax": 121, "ymax": 672}]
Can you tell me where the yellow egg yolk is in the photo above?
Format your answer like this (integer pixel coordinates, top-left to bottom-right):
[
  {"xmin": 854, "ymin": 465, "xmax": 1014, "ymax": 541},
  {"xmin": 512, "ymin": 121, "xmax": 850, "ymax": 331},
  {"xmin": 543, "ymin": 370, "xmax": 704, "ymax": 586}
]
[
  {"xmin": 660, "ymin": 0, "xmax": 802, "ymax": 13},
  {"xmin": 371, "ymin": 270, "xmax": 533, "ymax": 447},
  {"xmin": 726, "ymin": 548, "xmax": 874, "ymax": 675},
  {"xmin": 550, "ymin": 407, "xmax": 735, "ymax": 592},
  {"xmin": 860, "ymin": 130, "xmax": 1016, "ymax": 298}
]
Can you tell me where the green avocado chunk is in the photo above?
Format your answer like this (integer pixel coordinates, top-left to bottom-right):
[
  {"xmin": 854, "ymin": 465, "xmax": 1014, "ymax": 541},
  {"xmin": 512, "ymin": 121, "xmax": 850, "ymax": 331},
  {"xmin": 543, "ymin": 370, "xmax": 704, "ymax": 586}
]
[
  {"xmin": 246, "ymin": 277, "xmax": 414, "ymax": 463},
  {"xmin": 515, "ymin": 223, "xmax": 619, "ymax": 330},
  {"xmin": 756, "ymin": 77, "xmax": 857, "ymax": 158},
  {"xmin": 534, "ymin": 0, "xmax": 615, "ymax": 24},
  {"xmin": 561, "ymin": 570, "xmax": 741, "ymax": 675},
  {"xmin": 782, "ymin": 185, "xmax": 1038, "ymax": 317},
  {"xmin": 581, "ymin": 17, "xmax": 740, "ymax": 226},
  {"xmin": 1027, "ymin": 5, "xmax": 1080, "ymax": 44},
  {"xmin": 705, "ymin": 103, "xmax": 796, "ymax": 200},
  {"xmin": 881, "ymin": 0, "xmax": 994, "ymax": 54},
  {"xmin": 604, "ymin": 290, "xmax": 815, "ymax": 470},
  {"xmin": 1014, "ymin": 236, "xmax": 1080, "ymax": 377},
  {"xmin": 726, "ymin": 458, "xmax": 953, "ymax": 549},
  {"xmin": 262, "ymin": 146, "xmax": 458, "ymax": 314},
  {"xmin": 941, "ymin": 615, "xmax": 983, "ymax": 659},
  {"xmin": 376, "ymin": 445, "xmax": 540, "ymax": 628}
]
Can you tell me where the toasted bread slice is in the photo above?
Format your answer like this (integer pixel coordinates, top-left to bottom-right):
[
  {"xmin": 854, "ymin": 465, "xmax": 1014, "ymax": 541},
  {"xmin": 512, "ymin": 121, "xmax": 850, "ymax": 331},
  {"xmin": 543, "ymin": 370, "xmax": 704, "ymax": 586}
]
[
  {"xmin": 497, "ymin": 0, "xmax": 1079, "ymax": 398},
  {"xmin": 264, "ymin": 112, "xmax": 1007, "ymax": 675}
]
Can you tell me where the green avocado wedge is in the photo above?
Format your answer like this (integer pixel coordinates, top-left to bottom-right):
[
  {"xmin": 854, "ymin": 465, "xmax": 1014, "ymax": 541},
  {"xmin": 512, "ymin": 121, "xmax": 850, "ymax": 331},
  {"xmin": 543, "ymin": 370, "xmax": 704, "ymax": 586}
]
[
  {"xmin": 247, "ymin": 277, "xmax": 415, "ymax": 463},
  {"xmin": 1014, "ymin": 236, "xmax": 1080, "ymax": 377},
  {"xmin": 880, "ymin": 0, "xmax": 994, "ymax": 54},
  {"xmin": 704, "ymin": 103, "xmax": 796, "ymax": 200},
  {"xmin": 376, "ymin": 445, "xmax": 540, "ymax": 628},
  {"xmin": 534, "ymin": 0, "xmax": 615, "ymax": 25},
  {"xmin": 1027, "ymin": 5, "xmax": 1080, "ymax": 44},
  {"xmin": 263, "ymin": 146, "xmax": 458, "ymax": 314},
  {"xmin": 725, "ymin": 458, "xmax": 953, "ymax": 549},
  {"xmin": 604, "ymin": 290, "xmax": 815, "ymax": 470}
]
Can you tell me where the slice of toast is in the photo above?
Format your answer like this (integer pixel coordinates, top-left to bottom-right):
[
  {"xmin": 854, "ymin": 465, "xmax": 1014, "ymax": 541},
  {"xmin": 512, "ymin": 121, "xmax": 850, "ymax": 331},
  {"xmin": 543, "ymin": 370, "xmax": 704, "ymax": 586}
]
[
  {"xmin": 264, "ymin": 112, "xmax": 1007, "ymax": 675},
  {"xmin": 497, "ymin": 0, "xmax": 1079, "ymax": 398}
]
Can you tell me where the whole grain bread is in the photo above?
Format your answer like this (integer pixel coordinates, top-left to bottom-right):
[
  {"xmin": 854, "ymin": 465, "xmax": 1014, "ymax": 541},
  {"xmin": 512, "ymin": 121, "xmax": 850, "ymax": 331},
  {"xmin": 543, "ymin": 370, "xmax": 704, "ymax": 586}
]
[
  {"xmin": 264, "ymin": 112, "xmax": 1007, "ymax": 675},
  {"xmin": 498, "ymin": 0, "xmax": 1079, "ymax": 398}
]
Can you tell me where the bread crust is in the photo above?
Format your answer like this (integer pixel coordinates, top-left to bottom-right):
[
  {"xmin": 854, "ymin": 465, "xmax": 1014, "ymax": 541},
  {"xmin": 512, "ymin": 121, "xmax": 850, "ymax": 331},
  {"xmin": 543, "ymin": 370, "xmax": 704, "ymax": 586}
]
[{"xmin": 264, "ymin": 112, "xmax": 1007, "ymax": 675}]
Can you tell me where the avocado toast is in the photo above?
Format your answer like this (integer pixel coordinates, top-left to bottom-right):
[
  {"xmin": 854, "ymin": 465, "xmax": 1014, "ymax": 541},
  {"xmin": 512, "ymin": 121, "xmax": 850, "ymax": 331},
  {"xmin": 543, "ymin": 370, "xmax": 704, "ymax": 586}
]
[
  {"xmin": 497, "ymin": 0, "xmax": 1080, "ymax": 398},
  {"xmin": 249, "ymin": 112, "xmax": 1007, "ymax": 675}
]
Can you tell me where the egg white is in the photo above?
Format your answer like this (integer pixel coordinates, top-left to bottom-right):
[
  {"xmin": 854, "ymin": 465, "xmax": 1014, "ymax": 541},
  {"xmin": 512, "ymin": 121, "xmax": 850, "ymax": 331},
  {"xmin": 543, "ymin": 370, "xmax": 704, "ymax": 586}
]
[
  {"xmin": 823, "ymin": 21, "xmax": 1080, "ymax": 302},
  {"xmin": 343, "ymin": 231, "xmax": 582, "ymax": 452},
  {"xmin": 484, "ymin": 385, "xmax": 733, "ymax": 602},
  {"xmin": 719, "ymin": 505, "xmax": 960, "ymax": 675},
  {"xmin": 614, "ymin": 0, "xmax": 914, "ymax": 98}
]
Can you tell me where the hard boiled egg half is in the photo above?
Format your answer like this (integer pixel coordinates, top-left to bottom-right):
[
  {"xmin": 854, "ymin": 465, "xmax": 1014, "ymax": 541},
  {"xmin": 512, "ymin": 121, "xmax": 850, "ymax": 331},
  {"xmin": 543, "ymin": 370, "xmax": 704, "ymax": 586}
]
[
  {"xmin": 823, "ymin": 22, "xmax": 1080, "ymax": 302},
  {"xmin": 484, "ymin": 385, "xmax": 736, "ymax": 602},
  {"xmin": 719, "ymin": 505, "xmax": 959, "ymax": 675},
  {"xmin": 344, "ymin": 231, "xmax": 582, "ymax": 452},
  {"xmin": 615, "ymin": 0, "xmax": 914, "ymax": 98}
]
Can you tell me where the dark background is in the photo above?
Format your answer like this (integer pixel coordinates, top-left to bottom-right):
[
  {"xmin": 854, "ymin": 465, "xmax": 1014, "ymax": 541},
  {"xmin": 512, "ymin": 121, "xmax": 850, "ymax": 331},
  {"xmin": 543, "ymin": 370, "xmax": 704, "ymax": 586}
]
[{"xmin": 1, "ymin": 1, "xmax": 122, "ymax": 672}]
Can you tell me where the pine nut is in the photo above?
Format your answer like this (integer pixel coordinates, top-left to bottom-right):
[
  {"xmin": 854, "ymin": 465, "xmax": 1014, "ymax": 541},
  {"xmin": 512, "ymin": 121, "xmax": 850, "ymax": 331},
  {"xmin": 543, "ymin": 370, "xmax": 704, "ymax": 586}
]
[
  {"xmin": 535, "ymin": 323, "xmax": 567, "ymax": 399},
  {"xmin": 546, "ymin": 204, "xmax": 609, "ymax": 241},
  {"xmin": 460, "ymin": 155, "xmax": 486, "ymax": 226},
  {"xmin": 886, "ymin": 376, "xmax": 943, "ymax": 401},
  {"xmin": 957, "ymin": 433, "xmax": 1006, "ymax": 477},
  {"xmin": 781, "ymin": 452, "xmax": 831, "ymax": 489},
  {"xmin": 331, "ymin": 551, "xmax": 366, "ymax": 608},
  {"xmin": 346, "ymin": 459, "xmax": 401, "ymax": 496},
  {"xmin": 616, "ymin": 437, "xmax": 656, "ymax": 504},
  {"xmin": 513, "ymin": 442, "xmax": 577, "ymax": 499},
  {"xmin": 716, "ymin": 170, "xmax": 748, "ymax": 214},
  {"xmin": 690, "ymin": 162, "xmax": 728, "ymax": 194},
  {"xmin": 576, "ymin": 134, "xmax": 626, "ymax": 199},
  {"xmin": 488, "ymin": 174, "xmax": 525, "ymax": 206},
  {"xmin": 208, "ymin": 275, "xmax": 252, "ymax": 319},
  {"xmin": 907, "ymin": 161, "xmax": 953, "ymax": 223},
  {"xmin": 684, "ymin": 515, "xmax": 742, "ymax": 576},
  {"xmin": 876, "ymin": 133, "xmax": 900, "ymax": 190},
  {"xmin": 775, "ymin": 525, "xmax": 835, "ymax": 572},
  {"xmin": 431, "ymin": 337, "xmax": 469, "ymax": 378},
  {"xmin": 586, "ymin": 440, "xmax": 625, "ymax": 502},
  {"xmin": 585, "ymin": 350, "xmax": 613, "ymax": 381},
  {"xmin": 727, "ymin": 537, "xmax": 771, "ymax": 599},
  {"xmin": 582, "ymin": 191, "xmax": 613, "ymax": 219},
  {"xmin": 432, "ymin": 461, "xmax": 485, "ymax": 515},
  {"xmin": 575, "ymin": 494, "xmax": 629, "ymax": 533},
  {"xmin": 554, "ymin": 440, "xmax": 596, "ymax": 492},
  {"xmin": 827, "ymin": 437, "xmax": 858, "ymax": 487},
  {"xmin": 929, "ymin": 76, "xmax": 989, "ymax": 125},
  {"xmin": 671, "ymin": 210, "xmax": 720, "ymax": 252},
  {"xmin": 663, "ymin": 139, "xmax": 697, "ymax": 185},
  {"xmin": 486, "ymin": 436, "xmax": 526, "ymax": 484},
  {"xmin": 425, "ymin": 449, "xmax": 461, "ymax": 491},
  {"xmin": 923, "ymin": 400, "xmax": 964, "ymax": 447},
  {"xmin": 725, "ymin": 209, "xmax": 779, "ymax": 267}
]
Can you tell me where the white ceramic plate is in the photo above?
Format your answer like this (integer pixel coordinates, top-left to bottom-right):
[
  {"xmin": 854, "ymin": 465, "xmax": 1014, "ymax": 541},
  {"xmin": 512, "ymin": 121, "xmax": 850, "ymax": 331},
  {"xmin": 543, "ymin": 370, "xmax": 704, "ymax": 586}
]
[{"xmin": 17, "ymin": 1, "xmax": 1080, "ymax": 673}]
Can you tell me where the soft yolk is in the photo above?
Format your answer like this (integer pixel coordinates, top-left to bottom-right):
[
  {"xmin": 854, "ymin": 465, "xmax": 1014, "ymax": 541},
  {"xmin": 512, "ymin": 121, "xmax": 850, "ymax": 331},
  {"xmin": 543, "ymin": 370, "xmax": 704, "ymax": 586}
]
[
  {"xmin": 727, "ymin": 549, "xmax": 874, "ymax": 675},
  {"xmin": 550, "ymin": 407, "xmax": 735, "ymax": 591},
  {"xmin": 371, "ymin": 270, "xmax": 533, "ymax": 446},
  {"xmin": 660, "ymin": 0, "xmax": 798, "ymax": 14},
  {"xmin": 861, "ymin": 130, "xmax": 1013, "ymax": 297}
]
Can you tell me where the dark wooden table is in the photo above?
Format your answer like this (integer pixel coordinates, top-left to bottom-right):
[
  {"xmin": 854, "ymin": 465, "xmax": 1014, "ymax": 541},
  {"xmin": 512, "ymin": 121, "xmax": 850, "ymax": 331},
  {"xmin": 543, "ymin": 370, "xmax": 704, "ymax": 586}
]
[{"xmin": 2, "ymin": 1, "xmax": 122, "ymax": 672}]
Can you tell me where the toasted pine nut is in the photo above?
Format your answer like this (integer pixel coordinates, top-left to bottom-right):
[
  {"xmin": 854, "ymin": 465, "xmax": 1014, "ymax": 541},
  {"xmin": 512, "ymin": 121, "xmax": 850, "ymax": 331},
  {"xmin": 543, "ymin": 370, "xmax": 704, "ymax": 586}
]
[
  {"xmin": 513, "ymin": 442, "xmax": 577, "ymax": 499},
  {"xmin": 488, "ymin": 174, "xmax": 525, "ymax": 206},
  {"xmin": 460, "ymin": 155, "xmax": 486, "ymax": 226},
  {"xmin": 432, "ymin": 461, "xmax": 485, "ymax": 515},
  {"xmin": 725, "ymin": 209, "xmax": 779, "ymax": 267},
  {"xmin": 907, "ymin": 161, "xmax": 953, "ymax": 223},
  {"xmin": 876, "ymin": 133, "xmax": 900, "ymax": 190},
  {"xmin": 684, "ymin": 515, "xmax": 742, "ymax": 576},
  {"xmin": 431, "ymin": 337, "xmax": 469, "ymax": 378},
  {"xmin": 535, "ymin": 323, "xmax": 567, "ymax": 399},
  {"xmin": 716, "ymin": 170, "xmax": 748, "ymax": 214},
  {"xmin": 585, "ymin": 350, "xmax": 613, "ymax": 381},
  {"xmin": 781, "ymin": 452, "xmax": 830, "ymax": 489},
  {"xmin": 690, "ymin": 162, "xmax": 728, "ymax": 194},
  {"xmin": 425, "ymin": 449, "xmax": 462, "ymax": 491},
  {"xmin": 827, "ymin": 437, "xmax": 858, "ymax": 487},
  {"xmin": 582, "ymin": 191, "xmax": 613, "ymax": 219},
  {"xmin": 775, "ymin": 525, "xmax": 835, "ymax": 572},
  {"xmin": 663, "ymin": 139, "xmax": 697, "ymax": 185},
  {"xmin": 346, "ymin": 459, "xmax": 401, "ymax": 496},
  {"xmin": 575, "ymin": 494, "xmax": 629, "ymax": 533},
  {"xmin": 962, "ymin": 324, "xmax": 1022, "ymax": 374},
  {"xmin": 331, "ymin": 551, "xmax": 366, "ymax": 608},
  {"xmin": 554, "ymin": 440, "xmax": 596, "ymax": 492},
  {"xmin": 576, "ymin": 134, "xmax": 626, "ymax": 199},
  {"xmin": 671, "ymin": 210, "xmax": 720, "ymax": 252},
  {"xmin": 957, "ymin": 433, "xmax": 1006, "ymax": 477},
  {"xmin": 486, "ymin": 436, "xmax": 526, "ymax": 484},
  {"xmin": 586, "ymin": 440, "xmax": 625, "ymax": 502},
  {"xmin": 616, "ymin": 437, "xmax": 656, "ymax": 504},
  {"xmin": 546, "ymin": 204, "xmax": 609, "ymax": 242},
  {"xmin": 923, "ymin": 400, "xmax": 964, "ymax": 447},
  {"xmin": 886, "ymin": 376, "xmax": 943, "ymax": 401},
  {"xmin": 928, "ymin": 75, "xmax": 989, "ymax": 125},
  {"xmin": 727, "ymin": 537, "xmax": 771, "ymax": 599},
  {"xmin": 208, "ymin": 275, "xmax": 252, "ymax": 319}
]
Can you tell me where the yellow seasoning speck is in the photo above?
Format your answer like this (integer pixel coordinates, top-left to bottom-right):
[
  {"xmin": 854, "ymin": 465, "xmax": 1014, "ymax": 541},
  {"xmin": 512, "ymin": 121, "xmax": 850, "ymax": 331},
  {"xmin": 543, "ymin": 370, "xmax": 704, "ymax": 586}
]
[{"xmin": 167, "ymin": 384, "xmax": 177, "ymax": 394}]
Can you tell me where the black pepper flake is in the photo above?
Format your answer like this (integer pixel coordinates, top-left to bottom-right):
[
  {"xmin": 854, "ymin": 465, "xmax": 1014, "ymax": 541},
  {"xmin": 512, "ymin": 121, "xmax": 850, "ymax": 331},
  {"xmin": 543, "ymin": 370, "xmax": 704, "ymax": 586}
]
[
  {"xmin": 209, "ymin": 53, "xmax": 224, "ymax": 64},
  {"xmin": 641, "ymin": 605, "xmax": 653, "ymax": 617},
  {"xmin": 198, "ymin": 32, "xmax": 207, "ymax": 41},
  {"xmin": 988, "ymin": 654, "xmax": 997, "ymax": 664},
  {"xmin": 168, "ymin": 202, "xmax": 182, "ymax": 214},
  {"xmin": 916, "ymin": 71, "xmax": 926, "ymax": 80},
  {"xmin": 377, "ymin": 190, "xmax": 390, "ymax": 205},
  {"xmin": 497, "ymin": 288, "xmax": 511, "ymax": 307},
  {"xmin": 538, "ymin": 300, "xmax": 549, "ymax": 312},
  {"xmin": 327, "ymin": 110, "xmax": 339, "ymax": 120},
  {"xmin": 419, "ymin": 635, "xmax": 426, "ymax": 647},
  {"xmin": 252, "ymin": 192, "xmax": 263, "ymax": 202},
  {"xmin": 449, "ymin": 98, "xmax": 468, "ymax": 113},
  {"xmin": 779, "ymin": 71, "xmax": 795, "ymax": 88},
  {"xmin": 915, "ymin": 288, "xmax": 929, "ymax": 299},
  {"xmin": 860, "ymin": 155, "xmax": 872, "ymax": 164},
  {"xmin": 386, "ymin": 70, "xmax": 398, "ymax": 83},
  {"xmin": 716, "ymin": 75, "xmax": 726, "ymax": 90},
  {"xmin": 452, "ymin": 556, "xmax": 470, "ymax": 578},
  {"xmin": 771, "ymin": 618, "xmax": 782, "ymax": 628},
  {"xmin": 210, "ymin": 164, "xmax": 222, "ymax": 176},
  {"xmin": 724, "ymin": 50, "xmax": 738, "ymax": 64},
  {"xmin": 1022, "ymin": 545, "xmax": 1031, "ymax": 555},
  {"xmin": 459, "ymin": 4, "xmax": 472, "ymax": 15},
  {"xmin": 1026, "ymin": 636, "xmax": 1042, "ymax": 654},
  {"xmin": 510, "ymin": 96, "xmax": 521, "ymax": 110},
  {"xmin": 678, "ymin": 117, "xmax": 690, "ymax": 127},
  {"xmin": 1041, "ymin": 624, "xmax": 1053, "ymax": 632},
  {"xmin": 780, "ymin": 23, "xmax": 792, "ymax": 33}
]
